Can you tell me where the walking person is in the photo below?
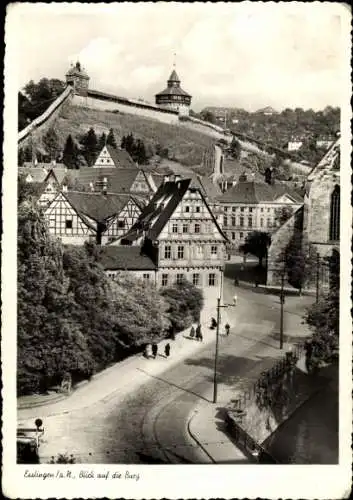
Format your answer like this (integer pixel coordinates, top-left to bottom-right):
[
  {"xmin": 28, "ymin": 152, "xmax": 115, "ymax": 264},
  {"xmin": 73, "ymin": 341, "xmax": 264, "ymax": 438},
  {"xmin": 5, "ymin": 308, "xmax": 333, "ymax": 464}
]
[
  {"xmin": 152, "ymin": 343, "xmax": 158, "ymax": 359},
  {"xmin": 225, "ymin": 323, "xmax": 230, "ymax": 336},
  {"xmin": 196, "ymin": 324, "xmax": 203, "ymax": 342},
  {"xmin": 164, "ymin": 343, "xmax": 170, "ymax": 358},
  {"xmin": 190, "ymin": 325, "xmax": 195, "ymax": 339}
]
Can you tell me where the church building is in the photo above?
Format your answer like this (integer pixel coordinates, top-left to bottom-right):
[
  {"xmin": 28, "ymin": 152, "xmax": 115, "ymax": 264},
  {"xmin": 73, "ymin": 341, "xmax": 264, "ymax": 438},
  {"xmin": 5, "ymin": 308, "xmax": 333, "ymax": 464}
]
[{"xmin": 155, "ymin": 68, "xmax": 192, "ymax": 116}]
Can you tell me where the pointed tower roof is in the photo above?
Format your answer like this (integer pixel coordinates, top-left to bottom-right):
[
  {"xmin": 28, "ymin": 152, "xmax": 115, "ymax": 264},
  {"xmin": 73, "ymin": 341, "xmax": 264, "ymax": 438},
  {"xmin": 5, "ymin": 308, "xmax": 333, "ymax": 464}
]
[{"xmin": 168, "ymin": 69, "xmax": 180, "ymax": 84}]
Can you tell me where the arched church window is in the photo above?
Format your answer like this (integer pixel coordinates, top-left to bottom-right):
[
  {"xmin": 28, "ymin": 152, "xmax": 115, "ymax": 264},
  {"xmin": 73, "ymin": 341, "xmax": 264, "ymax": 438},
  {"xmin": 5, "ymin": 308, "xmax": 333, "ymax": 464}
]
[{"xmin": 329, "ymin": 185, "xmax": 340, "ymax": 241}]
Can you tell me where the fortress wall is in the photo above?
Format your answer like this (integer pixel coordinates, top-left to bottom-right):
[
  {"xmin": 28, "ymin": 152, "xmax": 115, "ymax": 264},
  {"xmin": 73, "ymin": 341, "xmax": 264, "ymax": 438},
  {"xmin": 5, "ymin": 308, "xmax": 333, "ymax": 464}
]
[
  {"xmin": 18, "ymin": 86, "xmax": 74, "ymax": 147},
  {"xmin": 72, "ymin": 94, "xmax": 180, "ymax": 125}
]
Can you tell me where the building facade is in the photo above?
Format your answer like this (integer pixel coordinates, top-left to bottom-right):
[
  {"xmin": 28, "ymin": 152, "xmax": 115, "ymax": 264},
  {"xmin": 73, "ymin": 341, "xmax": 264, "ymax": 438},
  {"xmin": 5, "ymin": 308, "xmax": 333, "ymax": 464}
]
[
  {"xmin": 44, "ymin": 191, "xmax": 142, "ymax": 245},
  {"xmin": 109, "ymin": 177, "xmax": 228, "ymax": 293},
  {"xmin": 216, "ymin": 181, "xmax": 303, "ymax": 248},
  {"xmin": 65, "ymin": 61, "xmax": 90, "ymax": 96},
  {"xmin": 155, "ymin": 69, "xmax": 192, "ymax": 116}
]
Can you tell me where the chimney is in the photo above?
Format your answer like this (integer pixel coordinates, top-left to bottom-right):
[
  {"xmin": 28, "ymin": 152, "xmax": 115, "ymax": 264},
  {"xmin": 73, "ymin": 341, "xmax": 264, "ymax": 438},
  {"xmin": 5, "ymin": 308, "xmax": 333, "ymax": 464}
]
[{"xmin": 102, "ymin": 177, "xmax": 108, "ymax": 195}]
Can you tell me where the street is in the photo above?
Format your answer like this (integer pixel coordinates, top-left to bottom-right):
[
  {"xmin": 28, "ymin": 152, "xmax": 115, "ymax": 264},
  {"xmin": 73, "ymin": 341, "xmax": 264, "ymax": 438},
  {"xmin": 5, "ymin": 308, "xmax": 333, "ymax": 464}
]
[{"xmin": 19, "ymin": 278, "xmax": 313, "ymax": 464}]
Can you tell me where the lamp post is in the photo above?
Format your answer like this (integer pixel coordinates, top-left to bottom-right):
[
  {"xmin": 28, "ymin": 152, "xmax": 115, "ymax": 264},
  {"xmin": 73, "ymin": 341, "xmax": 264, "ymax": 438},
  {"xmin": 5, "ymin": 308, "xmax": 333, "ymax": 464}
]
[
  {"xmin": 213, "ymin": 295, "xmax": 237, "ymax": 404},
  {"xmin": 279, "ymin": 270, "xmax": 285, "ymax": 350}
]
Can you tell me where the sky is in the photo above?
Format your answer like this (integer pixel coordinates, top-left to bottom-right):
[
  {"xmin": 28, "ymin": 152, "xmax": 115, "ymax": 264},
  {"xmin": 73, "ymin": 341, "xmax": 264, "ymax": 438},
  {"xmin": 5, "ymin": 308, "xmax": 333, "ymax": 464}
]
[{"xmin": 9, "ymin": 2, "xmax": 349, "ymax": 112}]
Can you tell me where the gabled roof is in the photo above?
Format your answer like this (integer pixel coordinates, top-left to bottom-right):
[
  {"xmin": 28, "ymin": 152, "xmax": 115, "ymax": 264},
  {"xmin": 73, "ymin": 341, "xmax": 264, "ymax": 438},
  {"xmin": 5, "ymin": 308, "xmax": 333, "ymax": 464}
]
[
  {"xmin": 18, "ymin": 167, "xmax": 48, "ymax": 183},
  {"xmin": 62, "ymin": 191, "xmax": 134, "ymax": 223},
  {"xmin": 307, "ymin": 137, "xmax": 340, "ymax": 181},
  {"xmin": 99, "ymin": 246, "xmax": 157, "ymax": 271},
  {"xmin": 44, "ymin": 168, "xmax": 68, "ymax": 185},
  {"xmin": 168, "ymin": 69, "xmax": 180, "ymax": 83},
  {"xmin": 122, "ymin": 178, "xmax": 227, "ymax": 244},
  {"xmin": 102, "ymin": 144, "xmax": 136, "ymax": 169},
  {"xmin": 217, "ymin": 181, "xmax": 303, "ymax": 204},
  {"xmin": 63, "ymin": 168, "xmax": 148, "ymax": 195}
]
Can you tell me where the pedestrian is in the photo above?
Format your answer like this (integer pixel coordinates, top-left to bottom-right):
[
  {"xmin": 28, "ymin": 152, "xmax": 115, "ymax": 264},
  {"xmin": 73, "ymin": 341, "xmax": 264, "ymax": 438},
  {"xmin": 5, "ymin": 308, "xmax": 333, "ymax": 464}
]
[
  {"xmin": 152, "ymin": 343, "xmax": 158, "ymax": 359},
  {"xmin": 234, "ymin": 276, "xmax": 239, "ymax": 286},
  {"xmin": 190, "ymin": 325, "xmax": 195, "ymax": 339},
  {"xmin": 165, "ymin": 343, "xmax": 170, "ymax": 358},
  {"xmin": 233, "ymin": 294, "xmax": 238, "ymax": 306},
  {"xmin": 304, "ymin": 340, "xmax": 312, "ymax": 373},
  {"xmin": 225, "ymin": 323, "xmax": 230, "ymax": 336},
  {"xmin": 196, "ymin": 324, "xmax": 202, "ymax": 342},
  {"xmin": 210, "ymin": 317, "xmax": 217, "ymax": 330}
]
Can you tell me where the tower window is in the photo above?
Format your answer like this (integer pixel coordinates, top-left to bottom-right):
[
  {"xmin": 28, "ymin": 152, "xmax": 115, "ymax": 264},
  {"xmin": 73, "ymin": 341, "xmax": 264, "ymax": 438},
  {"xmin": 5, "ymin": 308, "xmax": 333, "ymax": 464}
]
[{"xmin": 329, "ymin": 185, "xmax": 340, "ymax": 241}]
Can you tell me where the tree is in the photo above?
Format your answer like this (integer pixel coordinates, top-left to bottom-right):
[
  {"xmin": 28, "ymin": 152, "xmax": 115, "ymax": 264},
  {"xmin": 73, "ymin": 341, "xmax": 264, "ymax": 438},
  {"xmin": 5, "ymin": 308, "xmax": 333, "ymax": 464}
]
[
  {"xmin": 160, "ymin": 280, "xmax": 204, "ymax": 333},
  {"xmin": 274, "ymin": 206, "xmax": 294, "ymax": 227},
  {"xmin": 229, "ymin": 137, "xmax": 241, "ymax": 160},
  {"xmin": 80, "ymin": 128, "xmax": 99, "ymax": 167},
  {"xmin": 98, "ymin": 132, "xmax": 107, "ymax": 151},
  {"xmin": 62, "ymin": 134, "xmax": 79, "ymax": 169},
  {"xmin": 43, "ymin": 127, "xmax": 61, "ymax": 161},
  {"xmin": 17, "ymin": 201, "xmax": 93, "ymax": 394},
  {"xmin": 201, "ymin": 110, "xmax": 216, "ymax": 124},
  {"xmin": 106, "ymin": 128, "xmax": 117, "ymax": 149},
  {"xmin": 110, "ymin": 275, "xmax": 170, "ymax": 348},
  {"xmin": 283, "ymin": 233, "xmax": 317, "ymax": 292},
  {"xmin": 305, "ymin": 251, "xmax": 339, "ymax": 364},
  {"xmin": 239, "ymin": 231, "xmax": 271, "ymax": 267},
  {"xmin": 21, "ymin": 78, "xmax": 66, "ymax": 124}
]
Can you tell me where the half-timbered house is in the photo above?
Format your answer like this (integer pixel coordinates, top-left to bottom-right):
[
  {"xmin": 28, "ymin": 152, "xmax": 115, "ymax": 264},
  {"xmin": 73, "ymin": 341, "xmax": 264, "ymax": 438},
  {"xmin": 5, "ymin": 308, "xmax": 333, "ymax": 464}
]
[
  {"xmin": 44, "ymin": 191, "xmax": 142, "ymax": 245},
  {"xmin": 107, "ymin": 176, "xmax": 228, "ymax": 297},
  {"xmin": 93, "ymin": 144, "xmax": 136, "ymax": 169}
]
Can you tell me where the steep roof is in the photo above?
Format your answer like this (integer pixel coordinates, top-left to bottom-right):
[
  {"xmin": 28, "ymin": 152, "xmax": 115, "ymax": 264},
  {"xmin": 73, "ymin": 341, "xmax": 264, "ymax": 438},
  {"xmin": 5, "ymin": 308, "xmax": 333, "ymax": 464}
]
[
  {"xmin": 104, "ymin": 144, "xmax": 137, "ymax": 169},
  {"xmin": 63, "ymin": 191, "xmax": 133, "ymax": 223},
  {"xmin": 217, "ymin": 181, "xmax": 303, "ymax": 204},
  {"xmin": 63, "ymin": 168, "xmax": 146, "ymax": 194},
  {"xmin": 307, "ymin": 137, "xmax": 340, "ymax": 181},
  {"xmin": 155, "ymin": 86, "xmax": 191, "ymax": 97},
  {"xmin": 168, "ymin": 69, "xmax": 180, "ymax": 83},
  {"xmin": 99, "ymin": 246, "xmax": 157, "ymax": 271},
  {"xmin": 18, "ymin": 167, "xmax": 48, "ymax": 183},
  {"xmin": 122, "ymin": 178, "xmax": 227, "ymax": 244}
]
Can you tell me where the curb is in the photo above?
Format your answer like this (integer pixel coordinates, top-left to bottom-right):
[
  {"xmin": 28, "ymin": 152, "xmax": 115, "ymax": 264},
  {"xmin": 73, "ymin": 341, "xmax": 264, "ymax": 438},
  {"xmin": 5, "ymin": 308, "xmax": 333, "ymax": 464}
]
[{"xmin": 186, "ymin": 409, "xmax": 216, "ymax": 464}]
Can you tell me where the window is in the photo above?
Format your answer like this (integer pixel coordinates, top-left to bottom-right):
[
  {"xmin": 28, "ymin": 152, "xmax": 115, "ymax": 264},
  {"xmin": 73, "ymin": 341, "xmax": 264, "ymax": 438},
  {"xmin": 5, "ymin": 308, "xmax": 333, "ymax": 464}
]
[
  {"xmin": 223, "ymin": 216, "xmax": 228, "ymax": 227},
  {"xmin": 177, "ymin": 245, "xmax": 184, "ymax": 259},
  {"xmin": 267, "ymin": 208, "xmax": 271, "ymax": 213},
  {"xmin": 239, "ymin": 232, "xmax": 244, "ymax": 239},
  {"xmin": 329, "ymin": 185, "xmax": 340, "ymax": 241},
  {"xmin": 208, "ymin": 273, "xmax": 216, "ymax": 286},
  {"xmin": 185, "ymin": 206, "xmax": 190, "ymax": 213},
  {"xmin": 195, "ymin": 206, "xmax": 200, "ymax": 213},
  {"xmin": 249, "ymin": 208, "xmax": 253, "ymax": 213},
  {"xmin": 232, "ymin": 207, "xmax": 236, "ymax": 213},
  {"xmin": 195, "ymin": 223, "xmax": 200, "ymax": 233},
  {"xmin": 240, "ymin": 207, "xmax": 244, "ymax": 213},
  {"xmin": 118, "ymin": 220, "xmax": 125, "ymax": 228},
  {"xmin": 248, "ymin": 217, "xmax": 253, "ymax": 228},
  {"xmin": 232, "ymin": 216, "xmax": 236, "ymax": 226},
  {"xmin": 267, "ymin": 218, "xmax": 272, "ymax": 227},
  {"xmin": 172, "ymin": 223, "xmax": 178, "ymax": 233},
  {"xmin": 143, "ymin": 273, "xmax": 150, "ymax": 281},
  {"xmin": 260, "ymin": 218, "xmax": 264, "ymax": 227},
  {"xmin": 224, "ymin": 207, "xmax": 228, "ymax": 213},
  {"xmin": 260, "ymin": 208, "xmax": 264, "ymax": 213},
  {"xmin": 211, "ymin": 245, "xmax": 218, "ymax": 256},
  {"xmin": 161, "ymin": 274, "xmax": 168, "ymax": 286},
  {"xmin": 176, "ymin": 273, "xmax": 184, "ymax": 284},
  {"xmin": 183, "ymin": 223, "xmax": 188, "ymax": 233},
  {"xmin": 192, "ymin": 273, "xmax": 200, "ymax": 286},
  {"xmin": 231, "ymin": 232, "xmax": 236, "ymax": 240},
  {"xmin": 65, "ymin": 219, "xmax": 72, "ymax": 229},
  {"xmin": 164, "ymin": 245, "xmax": 171, "ymax": 259},
  {"xmin": 240, "ymin": 216, "xmax": 244, "ymax": 227}
]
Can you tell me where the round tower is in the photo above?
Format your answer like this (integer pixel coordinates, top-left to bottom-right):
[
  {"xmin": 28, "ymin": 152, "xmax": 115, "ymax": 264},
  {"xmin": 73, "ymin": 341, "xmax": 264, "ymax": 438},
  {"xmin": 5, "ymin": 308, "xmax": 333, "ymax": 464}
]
[
  {"xmin": 155, "ymin": 65, "xmax": 192, "ymax": 116},
  {"xmin": 66, "ymin": 61, "xmax": 90, "ymax": 96}
]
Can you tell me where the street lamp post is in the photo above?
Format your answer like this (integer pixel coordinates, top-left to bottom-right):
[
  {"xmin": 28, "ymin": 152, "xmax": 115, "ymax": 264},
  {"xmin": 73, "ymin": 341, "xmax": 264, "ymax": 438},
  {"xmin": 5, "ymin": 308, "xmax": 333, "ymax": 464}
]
[
  {"xmin": 280, "ymin": 271, "xmax": 285, "ymax": 350},
  {"xmin": 213, "ymin": 296, "xmax": 237, "ymax": 404}
]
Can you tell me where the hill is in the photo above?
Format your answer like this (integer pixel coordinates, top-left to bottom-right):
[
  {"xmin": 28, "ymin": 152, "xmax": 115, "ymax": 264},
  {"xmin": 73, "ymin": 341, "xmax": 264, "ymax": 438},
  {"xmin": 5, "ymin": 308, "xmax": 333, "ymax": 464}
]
[{"xmin": 51, "ymin": 103, "xmax": 217, "ymax": 170}]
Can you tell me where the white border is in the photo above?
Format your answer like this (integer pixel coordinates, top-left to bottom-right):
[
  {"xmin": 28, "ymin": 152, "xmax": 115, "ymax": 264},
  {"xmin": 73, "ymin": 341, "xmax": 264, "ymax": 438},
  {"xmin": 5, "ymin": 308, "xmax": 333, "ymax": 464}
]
[{"xmin": 2, "ymin": 3, "xmax": 352, "ymax": 499}]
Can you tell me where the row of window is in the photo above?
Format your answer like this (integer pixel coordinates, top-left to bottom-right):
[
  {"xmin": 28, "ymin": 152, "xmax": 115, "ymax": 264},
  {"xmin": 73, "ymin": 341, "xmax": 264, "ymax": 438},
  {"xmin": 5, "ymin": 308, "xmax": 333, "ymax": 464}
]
[
  {"xmin": 223, "ymin": 207, "xmax": 275, "ymax": 214},
  {"xmin": 164, "ymin": 245, "xmax": 218, "ymax": 259},
  {"xmin": 171, "ymin": 222, "xmax": 211, "ymax": 234},
  {"xmin": 222, "ymin": 216, "xmax": 274, "ymax": 228},
  {"xmin": 161, "ymin": 273, "xmax": 216, "ymax": 287}
]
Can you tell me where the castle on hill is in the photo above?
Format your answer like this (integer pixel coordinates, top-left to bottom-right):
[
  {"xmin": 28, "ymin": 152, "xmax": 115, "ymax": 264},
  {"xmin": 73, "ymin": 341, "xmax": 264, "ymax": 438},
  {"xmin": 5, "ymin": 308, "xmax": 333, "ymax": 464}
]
[{"xmin": 65, "ymin": 61, "xmax": 192, "ymax": 116}]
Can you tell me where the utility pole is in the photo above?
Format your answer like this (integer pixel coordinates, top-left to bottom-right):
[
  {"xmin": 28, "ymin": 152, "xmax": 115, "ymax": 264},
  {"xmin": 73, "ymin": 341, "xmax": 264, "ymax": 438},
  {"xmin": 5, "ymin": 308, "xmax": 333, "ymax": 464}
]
[
  {"xmin": 279, "ymin": 270, "xmax": 285, "ymax": 350},
  {"xmin": 316, "ymin": 252, "xmax": 320, "ymax": 304},
  {"xmin": 213, "ymin": 297, "xmax": 221, "ymax": 404}
]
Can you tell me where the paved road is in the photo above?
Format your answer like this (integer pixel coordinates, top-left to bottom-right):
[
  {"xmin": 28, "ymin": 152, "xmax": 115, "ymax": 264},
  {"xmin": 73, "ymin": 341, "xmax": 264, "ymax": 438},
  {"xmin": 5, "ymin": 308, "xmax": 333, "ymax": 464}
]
[{"xmin": 24, "ymin": 279, "xmax": 313, "ymax": 464}]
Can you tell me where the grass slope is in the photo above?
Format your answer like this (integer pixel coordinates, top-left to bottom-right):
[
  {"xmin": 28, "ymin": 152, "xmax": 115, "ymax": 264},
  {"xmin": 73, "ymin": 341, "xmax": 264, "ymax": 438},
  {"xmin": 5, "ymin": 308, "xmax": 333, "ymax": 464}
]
[{"xmin": 55, "ymin": 103, "xmax": 217, "ymax": 169}]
